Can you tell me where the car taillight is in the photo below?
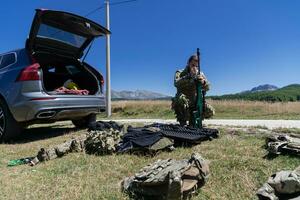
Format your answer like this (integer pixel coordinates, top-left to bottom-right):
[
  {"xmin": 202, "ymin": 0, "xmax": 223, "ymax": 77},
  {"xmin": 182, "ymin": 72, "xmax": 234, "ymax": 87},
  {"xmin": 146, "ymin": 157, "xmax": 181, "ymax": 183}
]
[
  {"xmin": 100, "ymin": 74, "xmax": 104, "ymax": 87},
  {"xmin": 16, "ymin": 63, "xmax": 40, "ymax": 81}
]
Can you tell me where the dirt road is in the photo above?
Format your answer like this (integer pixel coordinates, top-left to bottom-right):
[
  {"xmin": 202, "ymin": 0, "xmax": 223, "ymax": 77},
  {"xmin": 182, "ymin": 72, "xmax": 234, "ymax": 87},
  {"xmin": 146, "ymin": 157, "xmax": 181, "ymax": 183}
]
[{"xmin": 104, "ymin": 119, "xmax": 300, "ymax": 129}]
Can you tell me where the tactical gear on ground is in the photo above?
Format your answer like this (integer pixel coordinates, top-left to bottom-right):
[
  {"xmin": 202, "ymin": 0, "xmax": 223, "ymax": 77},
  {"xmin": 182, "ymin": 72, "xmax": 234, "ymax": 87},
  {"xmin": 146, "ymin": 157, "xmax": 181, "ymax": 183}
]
[
  {"xmin": 30, "ymin": 121, "xmax": 123, "ymax": 165},
  {"xmin": 122, "ymin": 153, "xmax": 209, "ymax": 200},
  {"xmin": 257, "ymin": 166, "xmax": 300, "ymax": 200},
  {"xmin": 88, "ymin": 120, "xmax": 124, "ymax": 132},
  {"xmin": 30, "ymin": 135, "xmax": 86, "ymax": 165},
  {"xmin": 146, "ymin": 123, "xmax": 219, "ymax": 144},
  {"xmin": 172, "ymin": 67, "xmax": 214, "ymax": 125},
  {"xmin": 266, "ymin": 134, "xmax": 300, "ymax": 156},
  {"xmin": 21, "ymin": 121, "xmax": 218, "ymax": 167},
  {"xmin": 117, "ymin": 126, "xmax": 174, "ymax": 153},
  {"xmin": 117, "ymin": 124, "xmax": 218, "ymax": 153},
  {"xmin": 85, "ymin": 128, "xmax": 123, "ymax": 155}
]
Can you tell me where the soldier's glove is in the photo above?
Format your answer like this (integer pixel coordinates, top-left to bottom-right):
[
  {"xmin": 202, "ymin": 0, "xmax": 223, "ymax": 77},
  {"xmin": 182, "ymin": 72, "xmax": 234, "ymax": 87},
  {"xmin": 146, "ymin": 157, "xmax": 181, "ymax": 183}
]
[{"xmin": 196, "ymin": 74, "xmax": 206, "ymax": 85}]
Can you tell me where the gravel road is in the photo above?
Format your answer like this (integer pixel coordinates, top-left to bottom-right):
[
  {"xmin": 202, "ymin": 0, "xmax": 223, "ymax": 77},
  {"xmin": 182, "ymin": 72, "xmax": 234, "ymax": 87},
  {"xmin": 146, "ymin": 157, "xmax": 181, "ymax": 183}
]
[{"xmin": 103, "ymin": 119, "xmax": 300, "ymax": 129}]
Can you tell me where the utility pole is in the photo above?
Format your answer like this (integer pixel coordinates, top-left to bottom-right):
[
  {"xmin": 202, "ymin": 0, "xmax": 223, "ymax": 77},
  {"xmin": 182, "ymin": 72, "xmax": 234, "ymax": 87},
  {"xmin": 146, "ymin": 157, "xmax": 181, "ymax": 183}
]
[{"xmin": 105, "ymin": 0, "xmax": 111, "ymax": 117}]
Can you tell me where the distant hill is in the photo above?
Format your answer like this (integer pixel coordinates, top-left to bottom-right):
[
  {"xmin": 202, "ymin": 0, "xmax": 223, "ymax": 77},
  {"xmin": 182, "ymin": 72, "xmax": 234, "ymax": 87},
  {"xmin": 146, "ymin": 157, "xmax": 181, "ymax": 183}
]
[
  {"xmin": 250, "ymin": 84, "xmax": 278, "ymax": 92},
  {"xmin": 210, "ymin": 84, "xmax": 300, "ymax": 102},
  {"xmin": 112, "ymin": 90, "xmax": 171, "ymax": 100},
  {"xmin": 239, "ymin": 84, "xmax": 278, "ymax": 94}
]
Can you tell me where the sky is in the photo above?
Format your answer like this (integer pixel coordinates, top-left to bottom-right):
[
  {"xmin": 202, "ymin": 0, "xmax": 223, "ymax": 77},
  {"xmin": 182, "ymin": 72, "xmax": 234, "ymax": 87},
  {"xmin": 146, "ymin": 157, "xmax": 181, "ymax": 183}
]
[{"xmin": 0, "ymin": 0, "xmax": 299, "ymax": 95}]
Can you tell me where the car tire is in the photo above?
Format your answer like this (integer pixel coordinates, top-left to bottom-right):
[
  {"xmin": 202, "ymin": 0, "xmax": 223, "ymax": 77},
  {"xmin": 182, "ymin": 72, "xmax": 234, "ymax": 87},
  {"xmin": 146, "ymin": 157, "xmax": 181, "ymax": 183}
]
[
  {"xmin": 72, "ymin": 114, "xmax": 96, "ymax": 129},
  {"xmin": 0, "ymin": 99, "xmax": 22, "ymax": 142}
]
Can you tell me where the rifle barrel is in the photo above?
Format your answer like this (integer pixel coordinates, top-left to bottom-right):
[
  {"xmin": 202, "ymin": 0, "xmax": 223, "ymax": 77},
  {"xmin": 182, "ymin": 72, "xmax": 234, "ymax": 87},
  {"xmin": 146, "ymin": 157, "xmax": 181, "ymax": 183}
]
[{"xmin": 197, "ymin": 48, "xmax": 200, "ymax": 73}]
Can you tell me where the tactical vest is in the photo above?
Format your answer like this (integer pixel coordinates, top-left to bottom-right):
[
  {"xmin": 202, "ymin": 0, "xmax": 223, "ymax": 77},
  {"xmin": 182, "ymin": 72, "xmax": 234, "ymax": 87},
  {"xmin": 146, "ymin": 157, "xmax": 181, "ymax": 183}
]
[
  {"xmin": 174, "ymin": 68, "xmax": 197, "ymax": 101},
  {"xmin": 122, "ymin": 153, "xmax": 209, "ymax": 200},
  {"xmin": 257, "ymin": 166, "xmax": 300, "ymax": 200}
]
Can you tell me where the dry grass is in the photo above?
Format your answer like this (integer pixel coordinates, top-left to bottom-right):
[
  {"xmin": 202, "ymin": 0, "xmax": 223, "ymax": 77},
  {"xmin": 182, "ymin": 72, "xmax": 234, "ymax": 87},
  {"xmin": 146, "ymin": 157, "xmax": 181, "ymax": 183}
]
[
  {"xmin": 0, "ymin": 122, "xmax": 299, "ymax": 200},
  {"xmin": 101, "ymin": 100, "xmax": 300, "ymax": 119},
  {"xmin": 109, "ymin": 100, "xmax": 174, "ymax": 119},
  {"xmin": 212, "ymin": 100, "xmax": 300, "ymax": 119}
]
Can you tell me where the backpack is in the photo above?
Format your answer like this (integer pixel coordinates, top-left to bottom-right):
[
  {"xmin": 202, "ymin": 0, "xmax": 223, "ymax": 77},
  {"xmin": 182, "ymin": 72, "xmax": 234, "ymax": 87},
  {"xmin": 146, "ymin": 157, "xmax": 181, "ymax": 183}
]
[{"xmin": 122, "ymin": 153, "xmax": 209, "ymax": 200}]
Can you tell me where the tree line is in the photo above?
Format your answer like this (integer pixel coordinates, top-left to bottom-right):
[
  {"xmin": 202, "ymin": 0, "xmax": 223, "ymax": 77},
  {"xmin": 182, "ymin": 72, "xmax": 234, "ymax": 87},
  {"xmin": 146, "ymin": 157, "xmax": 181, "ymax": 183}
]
[{"xmin": 209, "ymin": 84, "xmax": 300, "ymax": 102}]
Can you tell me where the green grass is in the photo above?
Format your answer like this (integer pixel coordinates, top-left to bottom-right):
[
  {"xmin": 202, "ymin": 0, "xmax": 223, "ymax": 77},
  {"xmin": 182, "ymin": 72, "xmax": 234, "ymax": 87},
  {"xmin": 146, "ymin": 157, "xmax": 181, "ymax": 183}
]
[{"xmin": 0, "ymin": 122, "xmax": 299, "ymax": 199}]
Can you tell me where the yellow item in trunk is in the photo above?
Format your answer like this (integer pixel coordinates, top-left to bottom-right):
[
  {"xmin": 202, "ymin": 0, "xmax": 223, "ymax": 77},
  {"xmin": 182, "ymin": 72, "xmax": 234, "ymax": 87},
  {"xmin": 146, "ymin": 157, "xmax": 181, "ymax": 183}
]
[{"xmin": 63, "ymin": 79, "xmax": 79, "ymax": 90}]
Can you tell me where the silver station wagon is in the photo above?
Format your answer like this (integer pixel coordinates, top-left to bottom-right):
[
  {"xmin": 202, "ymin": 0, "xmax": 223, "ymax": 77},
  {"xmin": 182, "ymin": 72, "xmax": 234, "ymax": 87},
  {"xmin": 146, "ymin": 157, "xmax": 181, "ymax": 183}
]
[{"xmin": 0, "ymin": 9, "xmax": 109, "ymax": 141}]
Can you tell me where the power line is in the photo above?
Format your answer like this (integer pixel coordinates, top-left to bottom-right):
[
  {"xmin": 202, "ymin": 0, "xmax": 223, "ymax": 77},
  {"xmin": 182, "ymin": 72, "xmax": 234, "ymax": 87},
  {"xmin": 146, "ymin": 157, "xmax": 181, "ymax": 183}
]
[
  {"xmin": 110, "ymin": 0, "xmax": 138, "ymax": 6},
  {"xmin": 84, "ymin": 0, "xmax": 139, "ymax": 17},
  {"xmin": 84, "ymin": 5, "xmax": 105, "ymax": 17}
]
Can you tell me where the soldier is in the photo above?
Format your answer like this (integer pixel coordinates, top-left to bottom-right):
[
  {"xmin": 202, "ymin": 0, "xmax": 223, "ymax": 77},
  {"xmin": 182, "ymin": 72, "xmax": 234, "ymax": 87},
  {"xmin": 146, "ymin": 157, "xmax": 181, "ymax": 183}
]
[{"xmin": 172, "ymin": 54, "xmax": 215, "ymax": 126}]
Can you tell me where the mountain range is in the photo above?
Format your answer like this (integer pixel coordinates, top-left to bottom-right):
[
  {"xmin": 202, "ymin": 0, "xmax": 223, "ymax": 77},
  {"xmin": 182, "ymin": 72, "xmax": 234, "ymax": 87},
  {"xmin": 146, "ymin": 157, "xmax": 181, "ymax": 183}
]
[
  {"xmin": 240, "ymin": 84, "xmax": 279, "ymax": 93},
  {"xmin": 111, "ymin": 84, "xmax": 300, "ymax": 102},
  {"xmin": 112, "ymin": 90, "xmax": 171, "ymax": 100}
]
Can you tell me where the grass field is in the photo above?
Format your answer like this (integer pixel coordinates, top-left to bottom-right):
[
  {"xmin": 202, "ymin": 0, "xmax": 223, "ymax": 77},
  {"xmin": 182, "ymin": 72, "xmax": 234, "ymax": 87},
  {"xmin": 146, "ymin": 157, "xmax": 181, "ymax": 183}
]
[
  {"xmin": 0, "ymin": 122, "xmax": 299, "ymax": 200},
  {"xmin": 103, "ymin": 100, "xmax": 300, "ymax": 120}
]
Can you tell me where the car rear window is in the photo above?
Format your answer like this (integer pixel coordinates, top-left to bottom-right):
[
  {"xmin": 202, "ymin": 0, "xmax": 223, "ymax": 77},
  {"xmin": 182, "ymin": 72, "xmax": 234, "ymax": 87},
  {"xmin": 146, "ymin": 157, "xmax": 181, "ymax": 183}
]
[
  {"xmin": 37, "ymin": 24, "xmax": 87, "ymax": 48},
  {"xmin": 65, "ymin": 65, "xmax": 81, "ymax": 75},
  {"xmin": 0, "ymin": 53, "xmax": 16, "ymax": 69}
]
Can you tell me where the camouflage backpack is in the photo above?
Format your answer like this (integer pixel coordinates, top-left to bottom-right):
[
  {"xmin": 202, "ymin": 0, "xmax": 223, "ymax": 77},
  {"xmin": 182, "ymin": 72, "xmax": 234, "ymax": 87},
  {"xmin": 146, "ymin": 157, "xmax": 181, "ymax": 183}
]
[{"xmin": 121, "ymin": 153, "xmax": 209, "ymax": 200}]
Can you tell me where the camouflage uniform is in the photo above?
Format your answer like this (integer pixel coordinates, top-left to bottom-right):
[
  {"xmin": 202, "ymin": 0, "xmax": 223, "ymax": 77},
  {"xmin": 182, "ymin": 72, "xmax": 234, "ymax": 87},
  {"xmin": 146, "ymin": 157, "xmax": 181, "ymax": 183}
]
[
  {"xmin": 172, "ymin": 67, "xmax": 215, "ymax": 126},
  {"xmin": 30, "ymin": 128, "xmax": 123, "ymax": 165},
  {"xmin": 257, "ymin": 165, "xmax": 300, "ymax": 200}
]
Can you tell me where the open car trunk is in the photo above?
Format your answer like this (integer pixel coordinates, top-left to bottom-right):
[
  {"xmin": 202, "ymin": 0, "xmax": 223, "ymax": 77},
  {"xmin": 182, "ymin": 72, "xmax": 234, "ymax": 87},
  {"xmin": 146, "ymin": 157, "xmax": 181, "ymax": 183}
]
[{"xmin": 35, "ymin": 53, "xmax": 100, "ymax": 95}]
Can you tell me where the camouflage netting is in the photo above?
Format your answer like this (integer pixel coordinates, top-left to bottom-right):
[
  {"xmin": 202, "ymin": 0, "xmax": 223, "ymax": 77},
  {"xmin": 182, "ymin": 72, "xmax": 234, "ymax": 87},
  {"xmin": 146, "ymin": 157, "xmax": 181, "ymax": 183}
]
[
  {"xmin": 266, "ymin": 134, "xmax": 300, "ymax": 156},
  {"xmin": 84, "ymin": 128, "xmax": 123, "ymax": 155},
  {"xmin": 257, "ymin": 166, "xmax": 300, "ymax": 200},
  {"xmin": 121, "ymin": 153, "xmax": 209, "ymax": 200}
]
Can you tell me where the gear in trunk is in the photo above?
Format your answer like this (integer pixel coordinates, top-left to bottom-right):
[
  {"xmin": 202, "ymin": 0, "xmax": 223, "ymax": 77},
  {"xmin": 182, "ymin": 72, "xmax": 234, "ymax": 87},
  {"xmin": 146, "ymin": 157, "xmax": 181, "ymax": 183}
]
[{"xmin": 35, "ymin": 53, "xmax": 100, "ymax": 95}]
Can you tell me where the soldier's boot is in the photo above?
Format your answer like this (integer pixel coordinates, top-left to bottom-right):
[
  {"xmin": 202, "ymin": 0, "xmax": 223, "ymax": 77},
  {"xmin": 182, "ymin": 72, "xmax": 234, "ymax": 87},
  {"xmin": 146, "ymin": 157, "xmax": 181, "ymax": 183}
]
[{"xmin": 30, "ymin": 147, "xmax": 58, "ymax": 166}]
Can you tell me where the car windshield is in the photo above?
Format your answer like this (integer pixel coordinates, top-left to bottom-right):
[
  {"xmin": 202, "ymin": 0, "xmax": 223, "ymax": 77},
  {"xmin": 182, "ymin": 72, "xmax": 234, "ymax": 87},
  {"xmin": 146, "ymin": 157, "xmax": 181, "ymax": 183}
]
[{"xmin": 37, "ymin": 24, "xmax": 87, "ymax": 48}]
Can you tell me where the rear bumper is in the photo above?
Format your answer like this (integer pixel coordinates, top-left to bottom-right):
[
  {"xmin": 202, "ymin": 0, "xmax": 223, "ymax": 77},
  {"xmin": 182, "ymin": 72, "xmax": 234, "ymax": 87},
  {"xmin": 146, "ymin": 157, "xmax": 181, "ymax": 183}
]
[{"xmin": 11, "ymin": 95, "xmax": 106, "ymax": 122}]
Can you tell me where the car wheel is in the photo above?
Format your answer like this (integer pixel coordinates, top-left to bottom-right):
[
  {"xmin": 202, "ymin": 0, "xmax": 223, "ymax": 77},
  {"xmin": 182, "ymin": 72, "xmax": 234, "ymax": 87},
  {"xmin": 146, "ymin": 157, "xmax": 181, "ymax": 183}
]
[
  {"xmin": 72, "ymin": 114, "xmax": 96, "ymax": 129},
  {"xmin": 0, "ymin": 99, "xmax": 22, "ymax": 142}
]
